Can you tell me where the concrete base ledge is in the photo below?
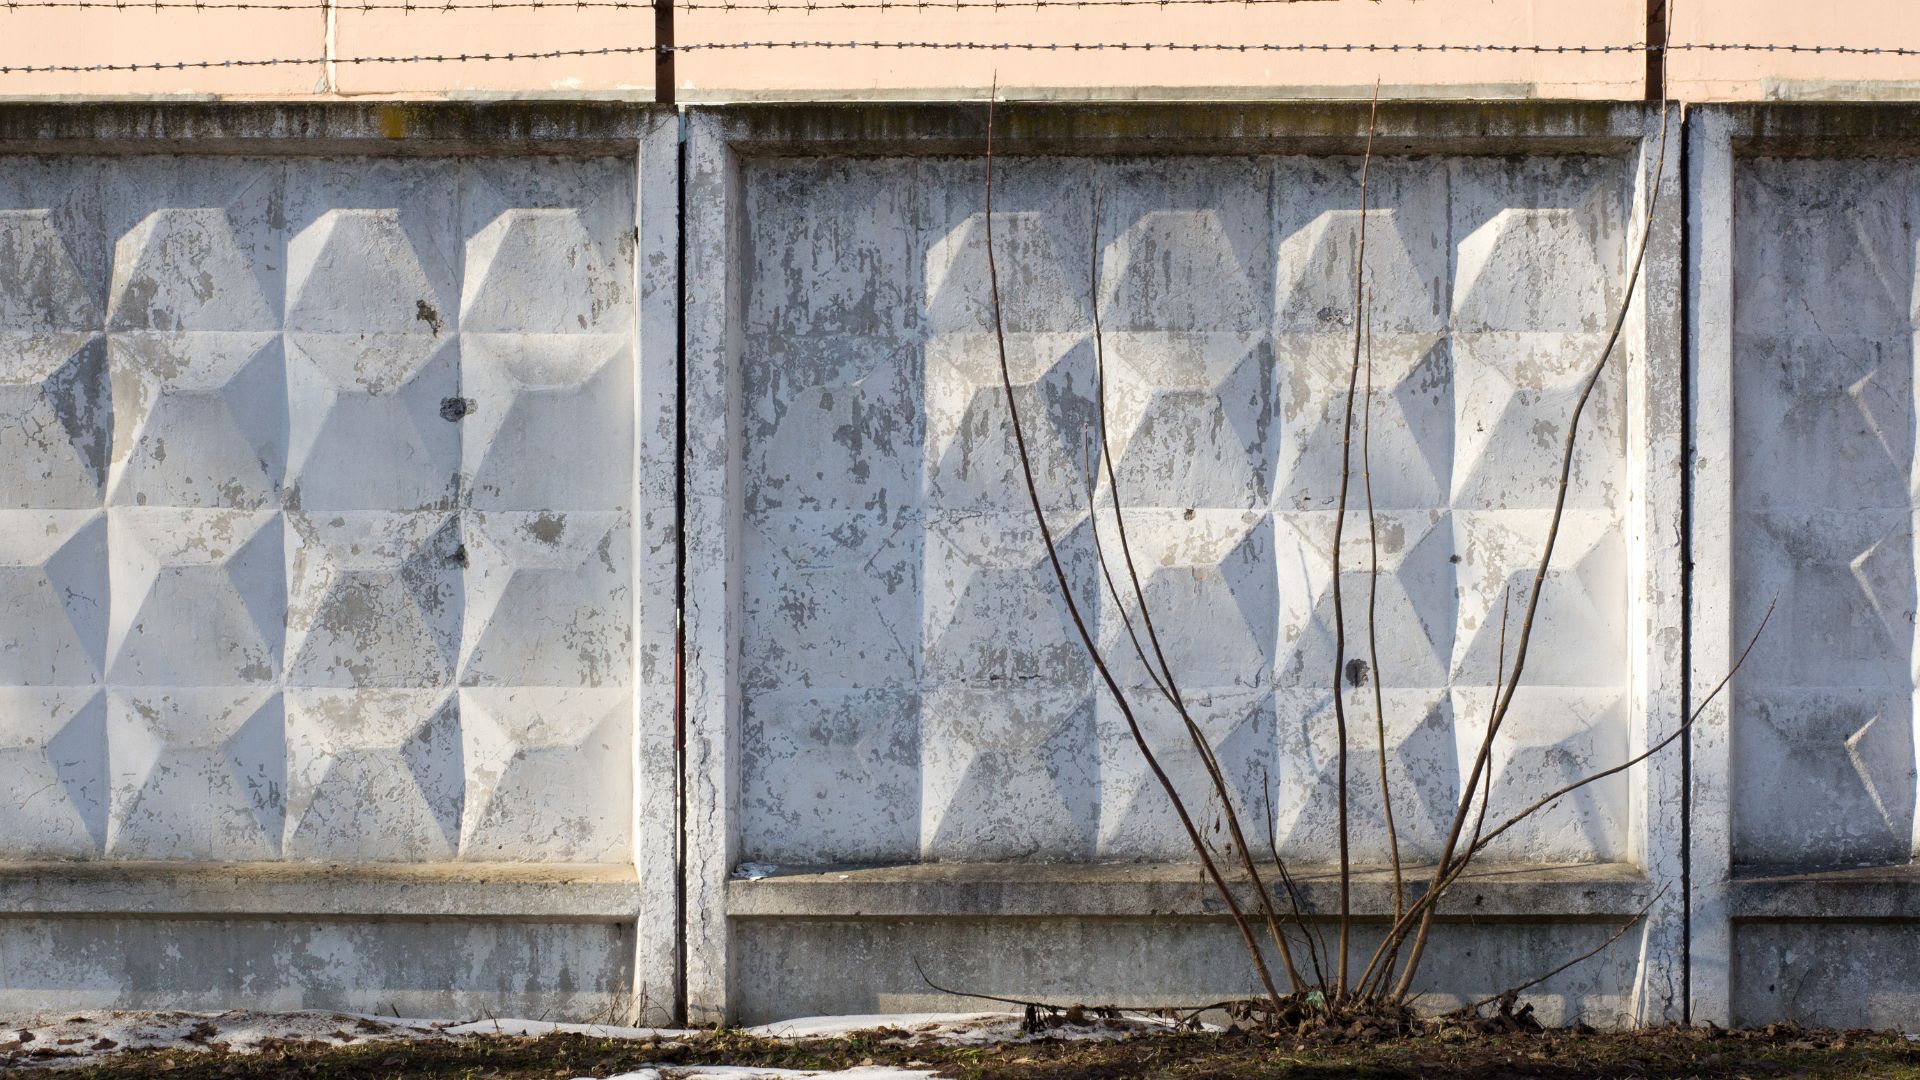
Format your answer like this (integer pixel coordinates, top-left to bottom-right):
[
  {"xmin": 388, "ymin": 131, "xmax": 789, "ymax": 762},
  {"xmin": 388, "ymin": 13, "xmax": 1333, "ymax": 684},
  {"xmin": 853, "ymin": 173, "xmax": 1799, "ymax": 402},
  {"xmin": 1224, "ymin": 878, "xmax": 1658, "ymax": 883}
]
[
  {"xmin": 726, "ymin": 861, "xmax": 1650, "ymax": 920},
  {"xmin": 1729, "ymin": 864, "xmax": 1920, "ymax": 920},
  {"xmin": 0, "ymin": 862, "xmax": 644, "ymax": 920}
]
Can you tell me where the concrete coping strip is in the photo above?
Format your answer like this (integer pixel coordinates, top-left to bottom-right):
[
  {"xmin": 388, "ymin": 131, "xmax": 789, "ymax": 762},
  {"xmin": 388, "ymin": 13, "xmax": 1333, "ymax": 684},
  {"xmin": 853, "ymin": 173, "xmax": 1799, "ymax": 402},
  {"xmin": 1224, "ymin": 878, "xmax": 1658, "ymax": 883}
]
[
  {"xmin": 724, "ymin": 861, "xmax": 1652, "ymax": 920},
  {"xmin": 0, "ymin": 861, "xmax": 645, "ymax": 920},
  {"xmin": 697, "ymin": 100, "xmax": 1656, "ymax": 159},
  {"xmin": 0, "ymin": 101, "xmax": 671, "ymax": 154}
]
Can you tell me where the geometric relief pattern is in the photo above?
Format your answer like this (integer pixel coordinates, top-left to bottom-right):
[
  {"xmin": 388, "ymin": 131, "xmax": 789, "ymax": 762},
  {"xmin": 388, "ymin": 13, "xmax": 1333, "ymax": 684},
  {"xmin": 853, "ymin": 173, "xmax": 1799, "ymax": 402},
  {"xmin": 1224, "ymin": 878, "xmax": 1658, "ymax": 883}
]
[
  {"xmin": 0, "ymin": 155, "xmax": 636, "ymax": 863},
  {"xmin": 1732, "ymin": 159, "xmax": 1920, "ymax": 869},
  {"xmin": 739, "ymin": 153, "xmax": 1634, "ymax": 867}
]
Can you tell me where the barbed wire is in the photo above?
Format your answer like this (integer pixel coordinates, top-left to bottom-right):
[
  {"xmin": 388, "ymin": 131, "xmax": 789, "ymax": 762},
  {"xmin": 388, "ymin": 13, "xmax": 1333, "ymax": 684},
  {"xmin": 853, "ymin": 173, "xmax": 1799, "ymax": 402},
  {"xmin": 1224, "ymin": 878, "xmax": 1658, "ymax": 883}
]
[{"xmin": 7, "ymin": 40, "xmax": 1920, "ymax": 76}]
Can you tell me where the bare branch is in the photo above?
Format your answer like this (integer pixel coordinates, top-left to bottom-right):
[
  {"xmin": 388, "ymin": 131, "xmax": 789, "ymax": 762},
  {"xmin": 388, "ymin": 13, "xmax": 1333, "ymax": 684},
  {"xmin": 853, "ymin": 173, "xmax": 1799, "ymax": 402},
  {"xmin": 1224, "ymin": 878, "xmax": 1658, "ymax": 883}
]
[
  {"xmin": 1464, "ymin": 598, "xmax": 1775, "ymax": 862},
  {"xmin": 979, "ymin": 86, "xmax": 1289, "ymax": 1015},
  {"xmin": 1360, "ymin": 285, "xmax": 1404, "ymax": 928},
  {"xmin": 1085, "ymin": 187, "xmax": 1307, "ymax": 992},
  {"xmin": 1327, "ymin": 82, "xmax": 1381, "ymax": 998},
  {"xmin": 1391, "ymin": 97, "xmax": 1677, "ymax": 1002},
  {"xmin": 1464, "ymin": 884, "xmax": 1670, "ymax": 1013}
]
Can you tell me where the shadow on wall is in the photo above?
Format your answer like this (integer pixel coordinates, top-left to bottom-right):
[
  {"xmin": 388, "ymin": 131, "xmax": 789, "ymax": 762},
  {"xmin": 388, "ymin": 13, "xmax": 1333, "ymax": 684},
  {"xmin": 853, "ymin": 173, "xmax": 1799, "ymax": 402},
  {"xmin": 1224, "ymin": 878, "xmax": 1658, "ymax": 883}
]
[{"xmin": 1731, "ymin": 156, "xmax": 1920, "ymax": 872}]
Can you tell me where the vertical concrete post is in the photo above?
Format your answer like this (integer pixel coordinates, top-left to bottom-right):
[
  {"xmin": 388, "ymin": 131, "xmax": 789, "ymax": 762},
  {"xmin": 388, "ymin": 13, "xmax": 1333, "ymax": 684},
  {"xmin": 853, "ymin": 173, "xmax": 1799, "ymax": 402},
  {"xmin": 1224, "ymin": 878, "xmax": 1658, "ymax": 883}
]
[
  {"xmin": 1627, "ymin": 101, "xmax": 1689, "ymax": 1025},
  {"xmin": 681, "ymin": 108, "xmax": 743, "ymax": 1026},
  {"xmin": 636, "ymin": 107, "xmax": 686, "ymax": 1025},
  {"xmin": 1685, "ymin": 105, "xmax": 1737, "ymax": 1028}
]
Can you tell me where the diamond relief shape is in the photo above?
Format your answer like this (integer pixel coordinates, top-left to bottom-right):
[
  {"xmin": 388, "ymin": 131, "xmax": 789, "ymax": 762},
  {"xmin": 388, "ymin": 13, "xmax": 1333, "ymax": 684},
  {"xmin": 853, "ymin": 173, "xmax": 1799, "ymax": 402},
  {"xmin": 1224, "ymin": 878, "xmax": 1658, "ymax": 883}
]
[
  {"xmin": 107, "ymin": 332, "xmax": 285, "ymax": 509},
  {"xmin": 105, "ymin": 687, "xmax": 284, "ymax": 860},
  {"xmin": 1276, "ymin": 510, "xmax": 1456, "ymax": 690},
  {"xmin": 107, "ymin": 207, "xmax": 277, "ymax": 333},
  {"xmin": 106, "ymin": 508, "xmax": 284, "ymax": 687},
  {"xmin": 458, "ymin": 510, "xmax": 630, "ymax": 689},
  {"xmin": 1094, "ymin": 686, "xmax": 1273, "ymax": 860},
  {"xmin": 287, "ymin": 207, "xmax": 456, "ymax": 334},
  {"xmin": 922, "ymin": 512, "xmax": 1095, "ymax": 687},
  {"xmin": 283, "ymin": 688, "xmax": 463, "ymax": 860},
  {"xmin": 1270, "ymin": 686, "xmax": 1460, "ymax": 864},
  {"xmin": 0, "ymin": 334, "xmax": 109, "ymax": 509},
  {"xmin": 1732, "ymin": 688, "xmax": 1916, "ymax": 867},
  {"xmin": 460, "ymin": 334, "xmax": 632, "ymax": 512},
  {"xmin": 1274, "ymin": 332, "xmax": 1452, "ymax": 511},
  {"xmin": 1094, "ymin": 508, "xmax": 1275, "ymax": 692},
  {"xmin": 1451, "ymin": 686, "xmax": 1628, "ymax": 864},
  {"xmin": 457, "ymin": 686, "xmax": 629, "ymax": 862},
  {"xmin": 920, "ymin": 684, "xmax": 1097, "ymax": 860},
  {"xmin": 284, "ymin": 333, "xmax": 459, "ymax": 512},
  {"xmin": 0, "ymin": 209, "xmax": 102, "ymax": 331},
  {"xmin": 0, "ymin": 510, "xmax": 107, "ymax": 686},
  {"xmin": 462, "ymin": 209, "xmax": 627, "ymax": 334},
  {"xmin": 285, "ymin": 512, "xmax": 462, "ymax": 689},
  {"xmin": 0, "ymin": 688, "xmax": 107, "ymax": 856}
]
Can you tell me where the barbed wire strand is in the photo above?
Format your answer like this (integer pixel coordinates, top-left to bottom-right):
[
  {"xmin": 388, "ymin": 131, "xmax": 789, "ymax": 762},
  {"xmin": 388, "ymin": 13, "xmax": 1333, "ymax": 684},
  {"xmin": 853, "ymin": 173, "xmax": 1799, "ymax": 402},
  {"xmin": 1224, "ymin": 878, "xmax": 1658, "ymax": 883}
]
[{"xmin": 6, "ymin": 41, "xmax": 1920, "ymax": 76}]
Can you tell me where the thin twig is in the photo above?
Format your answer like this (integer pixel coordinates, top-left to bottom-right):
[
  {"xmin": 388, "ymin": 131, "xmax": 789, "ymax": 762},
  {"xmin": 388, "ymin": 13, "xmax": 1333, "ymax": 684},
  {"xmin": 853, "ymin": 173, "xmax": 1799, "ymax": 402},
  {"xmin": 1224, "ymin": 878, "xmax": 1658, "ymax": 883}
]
[
  {"xmin": 980, "ymin": 85, "xmax": 1289, "ymax": 1016},
  {"xmin": 1464, "ymin": 884, "xmax": 1670, "ymax": 1012},
  {"xmin": 1327, "ymin": 82, "xmax": 1381, "ymax": 997},
  {"xmin": 1391, "ymin": 96, "xmax": 1676, "ymax": 1002},
  {"xmin": 1084, "ymin": 188, "xmax": 1306, "ymax": 992},
  {"xmin": 1360, "ymin": 285, "xmax": 1404, "ymax": 926},
  {"xmin": 1465, "ymin": 598, "xmax": 1776, "ymax": 861},
  {"xmin": 1361, "ymin": 583, "xmax": 1508, "ymax": 1000},
  {"xmin": 1362, "ymin": 590, "xmax": 1768, "ymax": 999},
  {"xmin": 1262, "ymin": 765, "xmax": 1329, "ymax": 990}
]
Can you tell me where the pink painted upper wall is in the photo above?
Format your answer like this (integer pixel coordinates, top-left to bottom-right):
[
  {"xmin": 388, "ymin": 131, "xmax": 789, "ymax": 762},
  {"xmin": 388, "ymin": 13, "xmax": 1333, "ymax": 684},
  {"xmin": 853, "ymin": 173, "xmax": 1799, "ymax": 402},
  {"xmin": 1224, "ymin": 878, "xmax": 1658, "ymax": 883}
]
[{"xmin": 0, "ymin": 0, "xmax": 1914, "ymax": 102}]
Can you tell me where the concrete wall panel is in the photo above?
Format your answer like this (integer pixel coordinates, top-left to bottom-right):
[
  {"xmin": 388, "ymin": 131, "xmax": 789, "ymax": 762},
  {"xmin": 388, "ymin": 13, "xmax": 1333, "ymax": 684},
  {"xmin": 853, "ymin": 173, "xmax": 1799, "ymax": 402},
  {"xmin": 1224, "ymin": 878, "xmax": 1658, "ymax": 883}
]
[
  {"xmin": 1690, "ymin": 103, "xmax": 1920, "ymax": 1028},
  {"xmin": 0, "ymin": 103, "xmax": 678, "ymax": 1023},
  {"xmin": 687, "ymin": 102, "xmax": 1685, "ymax": 1026}
]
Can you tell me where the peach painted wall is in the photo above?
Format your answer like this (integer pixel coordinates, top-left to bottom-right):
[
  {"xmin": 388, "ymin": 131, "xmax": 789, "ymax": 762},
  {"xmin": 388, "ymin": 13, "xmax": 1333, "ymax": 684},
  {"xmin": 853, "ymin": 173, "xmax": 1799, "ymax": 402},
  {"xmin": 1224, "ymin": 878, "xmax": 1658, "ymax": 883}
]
[{"xmin": 0, "ymin": 0, "xmax": 1915, "ymax": 102}]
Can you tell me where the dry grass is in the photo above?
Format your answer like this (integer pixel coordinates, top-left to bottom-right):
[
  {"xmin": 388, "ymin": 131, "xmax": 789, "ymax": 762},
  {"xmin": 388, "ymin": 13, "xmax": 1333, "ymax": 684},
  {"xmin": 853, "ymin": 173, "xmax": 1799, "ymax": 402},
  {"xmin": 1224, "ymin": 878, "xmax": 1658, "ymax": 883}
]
[{"xmin": 16, "ymin": 1023, "xmax": 1920, "ymax": 1080}]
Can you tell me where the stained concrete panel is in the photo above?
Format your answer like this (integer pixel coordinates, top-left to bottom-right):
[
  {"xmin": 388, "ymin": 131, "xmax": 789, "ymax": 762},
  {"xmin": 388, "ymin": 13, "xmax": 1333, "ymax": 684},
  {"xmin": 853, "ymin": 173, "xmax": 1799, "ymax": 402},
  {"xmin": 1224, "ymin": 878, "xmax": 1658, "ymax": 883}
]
[
  {"xmin": 733, "ymin": 152, "xmax": 1635, "ymax": 869},
  {"xmin": 0, "ymin": 153, "xmax": 638, "ymax": 865}
]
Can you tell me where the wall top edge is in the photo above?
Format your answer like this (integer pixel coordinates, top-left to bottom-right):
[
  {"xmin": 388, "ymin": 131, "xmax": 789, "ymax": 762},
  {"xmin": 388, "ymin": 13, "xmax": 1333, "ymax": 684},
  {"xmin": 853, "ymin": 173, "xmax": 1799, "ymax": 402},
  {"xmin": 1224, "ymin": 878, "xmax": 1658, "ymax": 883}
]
[
  {"xmin": 0, "ymin": 101, "xmax": 672, "ymax": 154},
  {"xmin": 1697, "ymin": 101, "xmax": 1920, "ymax": 154},
  {"xmin": 690, "ymin": 99, "xmax": 1664, "ymax": 157}
]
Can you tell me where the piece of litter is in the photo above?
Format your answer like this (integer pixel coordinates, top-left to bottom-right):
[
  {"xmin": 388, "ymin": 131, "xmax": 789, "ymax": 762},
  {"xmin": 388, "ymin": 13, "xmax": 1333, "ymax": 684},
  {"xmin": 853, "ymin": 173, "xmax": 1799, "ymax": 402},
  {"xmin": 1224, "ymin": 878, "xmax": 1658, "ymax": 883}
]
[{"xmin": 734, "ymin": 862, "xmax": 779, "ymax": 881}]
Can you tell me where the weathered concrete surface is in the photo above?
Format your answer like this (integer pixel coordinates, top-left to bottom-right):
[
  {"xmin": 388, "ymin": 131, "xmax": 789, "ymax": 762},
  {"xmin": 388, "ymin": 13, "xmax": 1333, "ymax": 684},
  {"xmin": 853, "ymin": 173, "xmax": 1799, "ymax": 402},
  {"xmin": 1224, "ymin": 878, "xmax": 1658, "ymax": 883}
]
[
  {"xmin": 1732, "ymin": 921, "xmax": 1920, "ymax": 1030},
  {"xmin": 731, "ymin": 916, "xmax": 1647, "ymax": 1027},
  {"xmin": 0, "ymin": 915, "xmax": 635, "ymax": 1019},
  {"xmin": 0, "ymin": 103, "xmax": 677, "ymax": 1023},
  {"xmin": 686, "ymin": 102, "xmax": 1684, "ymax": 1026},
  {"xmin": 1689, "ymin": 104, "xmax": 1920, "ymax": 1028},
  {"xmin": 0, "ymin": 150, "xmax": 638, "ymax": 860},
  {"xmin": 735, "ymin": 147, "xmax": 1633, "ymax": 865}
]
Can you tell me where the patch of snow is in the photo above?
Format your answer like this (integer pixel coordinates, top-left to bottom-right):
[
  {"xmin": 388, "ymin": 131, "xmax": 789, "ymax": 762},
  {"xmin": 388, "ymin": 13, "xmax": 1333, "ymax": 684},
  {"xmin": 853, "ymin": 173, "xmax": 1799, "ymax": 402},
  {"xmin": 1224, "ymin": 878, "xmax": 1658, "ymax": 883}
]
[
  {"xmin": 442, "ymin": 1018, "xmax": 692, "ymax": 1039},
  {"xmin": 0, "ymin": 1009, "xmax": 444, "ymax": 1069},
  {"xmin": 743, "ymin": 1013, "xmax": 1010, "ymax": 1039},
  {"xmin": 587, "ymin": 1060, "xmax": 940, "ymax": 1068},
  {"xmin": 0, "ymin": 1005, "xmax": 1184, "ymax": 1071},
  {"xmin": 746, "ymin": 1010, "xmax": 1203, "ymax": 1045}
]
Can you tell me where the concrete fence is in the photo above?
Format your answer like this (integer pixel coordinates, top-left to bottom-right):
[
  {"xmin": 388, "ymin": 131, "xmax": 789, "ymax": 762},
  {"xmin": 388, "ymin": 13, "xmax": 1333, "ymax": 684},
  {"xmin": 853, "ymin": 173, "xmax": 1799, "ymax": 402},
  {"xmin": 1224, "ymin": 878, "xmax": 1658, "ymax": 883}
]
[{"xmin": 0, "ymin": 100, "xmax": 1911, "ymax": 1031}]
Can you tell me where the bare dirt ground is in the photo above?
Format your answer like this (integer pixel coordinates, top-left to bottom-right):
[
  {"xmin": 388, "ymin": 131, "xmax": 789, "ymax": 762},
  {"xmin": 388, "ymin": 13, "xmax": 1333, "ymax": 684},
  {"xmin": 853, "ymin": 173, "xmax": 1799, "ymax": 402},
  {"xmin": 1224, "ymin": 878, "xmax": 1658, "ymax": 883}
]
[{"xmin": 8, "ymin": 1014, "xmax": 1920, "ymax": 1079}]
